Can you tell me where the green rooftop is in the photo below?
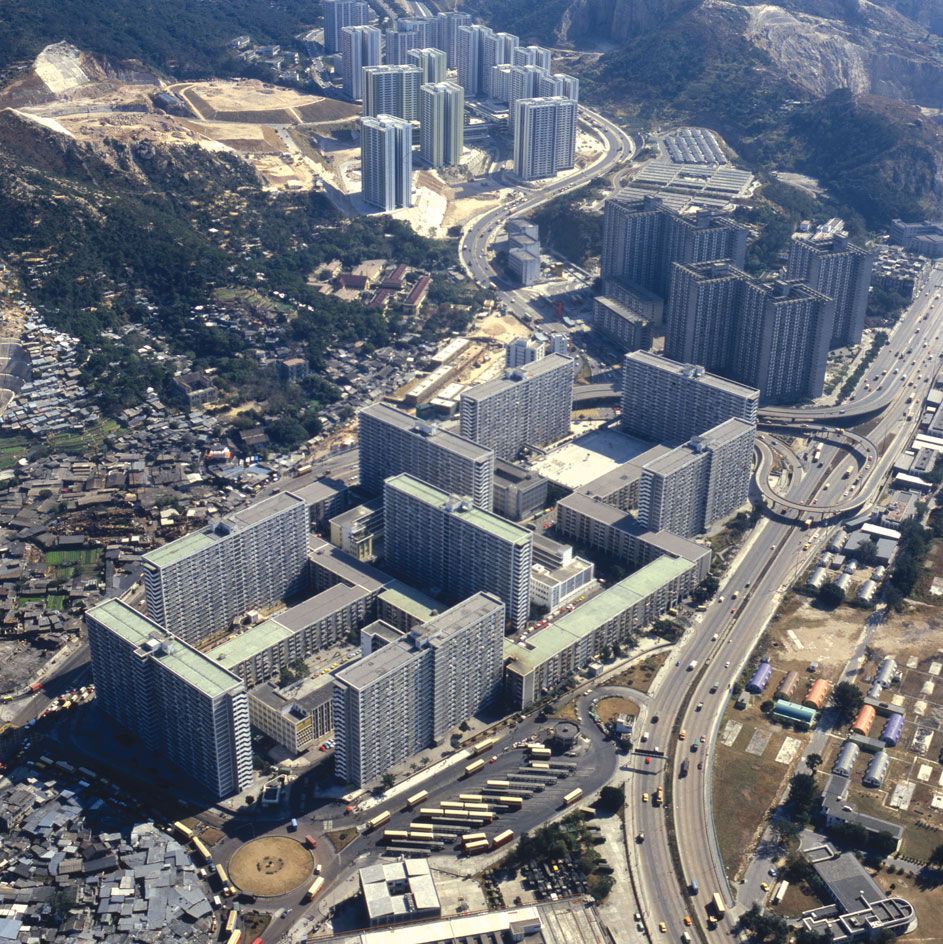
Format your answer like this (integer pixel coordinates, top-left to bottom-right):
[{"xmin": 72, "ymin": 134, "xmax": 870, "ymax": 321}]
[
  {"xmin": 379, "ymin": 580, "xmax": 440, "ymax": 622},
  {"xmin": 143, "ymin": 530, "xmax": 216, "ymax": 569},
  {"xmin": 453, "ymin": 505, "xmax": 532, "ymax": 546},
  {"xmin": 207, "ymin": 618, "xmax": 296, "ymax": 670},
  {"xmin": 88, "ymin": 599, "xmax": 242, "ymax": 698},
  {"xmin": 504, "ymin": 554, "xmax": 695, "ymax": 673}
]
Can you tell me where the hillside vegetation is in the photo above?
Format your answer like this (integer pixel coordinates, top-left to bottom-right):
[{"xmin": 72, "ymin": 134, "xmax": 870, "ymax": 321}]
[{"xmin": 0, "ymin": 0, "xmax": 315, "ymax": 76}]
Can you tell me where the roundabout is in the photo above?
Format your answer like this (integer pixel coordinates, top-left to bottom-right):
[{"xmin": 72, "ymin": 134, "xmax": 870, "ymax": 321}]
[{"xmin": 228, "ymin": 836, "xmax": 314, "ymax": 898}]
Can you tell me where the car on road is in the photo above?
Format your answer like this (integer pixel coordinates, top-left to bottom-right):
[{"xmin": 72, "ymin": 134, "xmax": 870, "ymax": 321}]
[
  {"xmin": 679, "ymin": 729, "xmax": 687, "ymax": 740},
  {"xmin": 761, "ymin": 882, "xmax": 769, "ymax": 892},
  {"xmin": 659, "ymin": 922, "xmax": 667, "ymax": 933},
  {"xmin": 642, "ymin": 792, "xmax": 649, "ymax": 803},
  {"xmin": 684, "ymin": 916, "xmax": 692, "ymax": 927},
  {"xmin": 768, "ymin": 867, "xmax": 778, "ymax": 877},
  {"xmin": 696, "ymin": 701, "xmax": 704, "ymax": 711},
  {"xmin": 699, "ymin": 735, "xmax": 706, "ymax": 743},
  {"xmin": 710, "ymin": 684, "xmax": 718, "ymax": 694},
  {"xmin": 691, "ymin": 744, "xmax": 698, "ymax": 753},
  {"xmin": 724, "ymin": 661, "xmax": 730, "ymax": 669},
  {"xmin": 637, "ymin": 832, "xmax": 645, "ymax": 843}
]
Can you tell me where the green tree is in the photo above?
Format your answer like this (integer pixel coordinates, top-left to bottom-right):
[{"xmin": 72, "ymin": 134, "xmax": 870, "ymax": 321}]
[
  {"xmin": 818, "ymin": 582, "xmax": 846, "ymax": 608},
  {"xmin": 805, "ymin": 753, "xmax": 823, "ymax": 771},
  {"xmin": 832, "ymin": 681, "xmax": 864, "ymax": 724},
  {"xmin": 381, "ymin": 773, "xmax": 395, "ymax": 790},
  {"xmin": 929, "ymin": 843, "xmax": 943, "ymax": 868}
]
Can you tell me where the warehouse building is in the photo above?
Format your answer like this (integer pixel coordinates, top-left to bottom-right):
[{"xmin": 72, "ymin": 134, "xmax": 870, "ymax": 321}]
[
  {"xmin": 831, "ymin": 740, "xmax": 860, "ymax": 778},
  {"xmin": 863, "ymin": 750, "xmax": 891, "ymax": 787},
  {"xmin": 771, "ymin": 700, "xmax": 817, "ymax": 730}
]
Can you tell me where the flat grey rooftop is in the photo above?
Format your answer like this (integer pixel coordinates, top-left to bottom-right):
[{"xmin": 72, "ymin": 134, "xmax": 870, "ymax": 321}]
[
  {"xmin": 361, "ymin": 402, "xmax": 492, "ymax": 461},
  {"xmin": 625, "ymin": 350, "xmax": 760, "ymax": 400}
]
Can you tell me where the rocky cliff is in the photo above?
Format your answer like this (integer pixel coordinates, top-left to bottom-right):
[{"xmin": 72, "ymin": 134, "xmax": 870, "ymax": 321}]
[{"xmin": 543, "ymin": 0, "xmax": 943, "ymax": 108}]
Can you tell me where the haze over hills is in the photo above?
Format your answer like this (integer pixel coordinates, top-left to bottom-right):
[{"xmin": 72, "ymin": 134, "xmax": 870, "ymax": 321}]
[{"xmin": 468, "ymin": 0, "xmax": 943, "ymax": 222}]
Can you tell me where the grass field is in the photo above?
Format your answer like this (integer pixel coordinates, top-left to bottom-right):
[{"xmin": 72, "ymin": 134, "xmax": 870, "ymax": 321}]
[
  {"xmin": 0, "ymin": 433, "xmax": 29, "ymax": 470},
  {"xmin": 45, "ymin": 549, "xmax": 101, "ymax": 566},
  {"xmin": 713, "ymin": 742, "xmax": 789, "ymax": 880}
]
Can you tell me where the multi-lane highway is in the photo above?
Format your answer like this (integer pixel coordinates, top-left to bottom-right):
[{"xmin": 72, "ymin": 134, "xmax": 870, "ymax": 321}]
[{"xmin": 624, "ymin": 263, "xmax": 943, "ymax": 942}]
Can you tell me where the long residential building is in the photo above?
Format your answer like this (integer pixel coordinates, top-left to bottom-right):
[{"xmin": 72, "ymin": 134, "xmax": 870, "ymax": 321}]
[
  {"xmin": 601, "ymin": 194, "xmax": 749, "ymax": 303},
  {"xmin": 341, "ymin": 24, "xmax": 382, "ymax": 101},
  {"xmin": 384, "ymin": 474, "xmax": 533, "ymax": 630},
  {"xmin": 142, "ymin": 492, "xmax": 308, "ymax": 645},
  {"xmin": 513, "ymin": 97, "xmax": 576, "ymax": 181},
  {"xmin": 504, "ymin": 555, "xmax": 704, "ymax": 709},
  {"xmin": 323, "ymin": 0, "xmax": 371, "ymax": 55},
  {"xmin": 361, "ymin": 114, "xmax": 413, "ymax": 211},
  {"xmin": 419, "ymin": 81, "xmax": 464, "ymax": 168},
  {"xmin": 638, "ymin": 418, "xmax": 755, "ymax": 537},
  {"xmin": 363, "ymin": 65, "xmax": 422, "ymax": 120},
  {"xmin": 333, "ymin": 593, "xmax": 505, "ymax": 785},
  {"xmin": 460, "ymin": 353, "xmax": 573, "ymax": 461},
  {"xmin": 665, "ymin": 261, "xmax": 837, "ymax": 404},
  {"xmin": 620, "ymin": 351, "xmax": 759, "ymax": 445},
  {"xmin": 787, "ymin": 229, "xmax": 875, "ymax": 350},
  {"xmin": 434, "ymin": 11, "xmax": 472, "ymax": 68},
  {"xmin": 206, "ymin": 582, "xmax": 373, "ymax": 687},
  {"xmin": 408, "ymin": 47, "xmax": 447, "ymax": 84},
  {"xmin": 358, "ymin": 402, "xmax": 494, "ymax": 509},
  {"xmin": 86, "ymin": 600, "xmax": 252, "ymax": 800}
]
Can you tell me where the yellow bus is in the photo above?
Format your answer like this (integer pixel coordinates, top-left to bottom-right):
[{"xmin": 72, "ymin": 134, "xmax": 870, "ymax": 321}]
[
  {"xmin": 441, "ymin": 800, "xmax": 465, "ymax": 809},
  {"xmin": 305, "ymin": 877, "xmax": 324, "ymax": 902},
  {"xmin": 225, "ymin": 910, "xmax": 238, "ymax": 933},
  {"xmin": 383, "ymin": 830, "xmax": 410, "ymax": 842},
  {"xmin": 227, "ymin": 932, "xmax": 242, "ymax": 944},
  {"xmin": 527, "ymin": 745, "xmax": 551, "ymax": 759},
  {"xmin": 367, "ymin": 810, "xmax": 391, "ymax": 831},
  {"xmin": 461, "ymin": 832, "xmax": 488, "ymax": 844},
  {"xmin": 418, "ymin": 807, "xmax": 445, "ymax": 817},
  {"xmin": 215, "ymin": 864, "xmax": 230, "ymax": 891},
  {"xmin": 492, "ymin": 829, "xmax": 514, "ymax": 849},
  {"xmin": 529, "ymin": 761, "xmax": 551, "ymax": 770},
  {"xmin": 464, "ymin": 759, "xmax": 485, "ymax": 778},
  {"xmin": 563, "ymin": 788, "xmax": 583, "ymax": 806},
  {"xmin": 173, "ymin": 821, "xmax": 194, "ymax": 842},
  {"xmin": 464, "ymin": 838, "xmax": 489, "ymax": 855},
  {"xmin": 497, "ymin": 795, "xmax": 523, "ymax": 808},
  {"xmin": 192, "ymin": 837, "xmax": 211, "ymax": 862},
  {"xmin": 459, "ymin": 794, "xmax": 486, "ymax": 803},
  {"xmin": 472, "ymin": 737, "xmax": 496, "ymax": 755},
  {"xmin": 485, "ymin": 780, "xmax": 510, "ymax": 789},
  {"xmin": 405, "ymin": 790, "xmax": 429, "ymax": 810},
  {"xmin": 409, "ymin": 821, "xmax": 435, "ymax": 832},
  {"xmin": 711, "ymin": 893, "xmax": 726, "ymax": 918}
]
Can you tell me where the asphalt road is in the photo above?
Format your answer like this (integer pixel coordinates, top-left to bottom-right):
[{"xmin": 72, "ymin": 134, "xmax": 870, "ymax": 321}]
[
  {"xmin": 627, "ymin": 262, "xmax": 943, "ymax": 943},
  {"xmin": 458, "ymin": 105, "xmax": 635, "ymax": 321}
]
